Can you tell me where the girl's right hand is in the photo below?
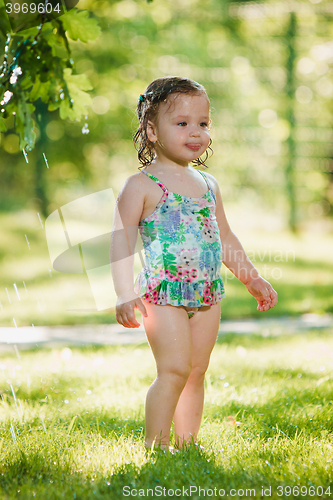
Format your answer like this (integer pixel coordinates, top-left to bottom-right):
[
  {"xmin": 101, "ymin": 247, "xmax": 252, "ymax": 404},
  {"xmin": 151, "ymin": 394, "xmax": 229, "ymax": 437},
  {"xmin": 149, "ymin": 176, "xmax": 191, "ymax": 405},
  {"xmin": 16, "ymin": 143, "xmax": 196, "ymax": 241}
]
[{"xmin": 116, "ymin": 293, "xmax": 148, "ymax": 328}]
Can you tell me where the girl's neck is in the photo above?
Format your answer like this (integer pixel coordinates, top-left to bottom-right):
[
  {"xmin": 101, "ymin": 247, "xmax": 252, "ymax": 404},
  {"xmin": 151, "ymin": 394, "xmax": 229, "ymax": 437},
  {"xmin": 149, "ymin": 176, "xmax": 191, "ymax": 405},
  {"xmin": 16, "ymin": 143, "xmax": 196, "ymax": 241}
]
[{"xmin": 148, "ymin": 157, "xmax": 190, "ymax": 173}]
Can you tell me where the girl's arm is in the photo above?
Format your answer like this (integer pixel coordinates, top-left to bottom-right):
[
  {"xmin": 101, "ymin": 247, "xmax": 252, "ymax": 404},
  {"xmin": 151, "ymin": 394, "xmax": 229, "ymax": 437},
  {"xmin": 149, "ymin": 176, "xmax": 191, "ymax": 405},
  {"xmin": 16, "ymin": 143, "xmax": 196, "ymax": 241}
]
[
  {"xmin": 207, "ymin": 174, "xmax": 278, "ymax": 312},
  {"xmin": 111, "ymin": 175, "xmax": 148, "ymax": 327}
]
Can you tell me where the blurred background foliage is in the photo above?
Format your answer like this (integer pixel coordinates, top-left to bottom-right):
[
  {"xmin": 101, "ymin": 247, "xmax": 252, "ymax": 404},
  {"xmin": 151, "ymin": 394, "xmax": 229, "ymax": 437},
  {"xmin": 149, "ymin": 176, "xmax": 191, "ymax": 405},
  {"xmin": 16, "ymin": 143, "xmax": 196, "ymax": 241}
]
[
  {"xmin": 0, "ymin": 0, "xmax": 332, "ymax": 231},
  {"xmin": 0, "ymin": 0, "xmax": 333, "ymax": 327}
]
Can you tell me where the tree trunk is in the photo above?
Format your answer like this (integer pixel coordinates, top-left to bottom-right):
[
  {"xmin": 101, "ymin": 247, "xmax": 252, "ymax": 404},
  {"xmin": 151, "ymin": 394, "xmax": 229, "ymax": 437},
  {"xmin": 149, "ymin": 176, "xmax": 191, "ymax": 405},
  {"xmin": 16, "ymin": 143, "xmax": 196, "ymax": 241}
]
[
  {"xmin": 285, "ymin": 11, "xmax": 297, "ymax": 233},
  {"xmin": 34, "ymin": 98, "xmax": 49, "ymax": 219}
]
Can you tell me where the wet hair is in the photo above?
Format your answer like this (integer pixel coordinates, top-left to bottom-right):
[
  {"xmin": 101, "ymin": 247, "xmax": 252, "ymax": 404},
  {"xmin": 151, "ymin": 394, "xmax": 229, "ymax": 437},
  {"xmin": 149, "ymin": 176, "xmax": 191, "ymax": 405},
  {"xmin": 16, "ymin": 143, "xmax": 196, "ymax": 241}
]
[{"xmin": 133, "ymin": 76, "xmax": 213, "ymax": 169}]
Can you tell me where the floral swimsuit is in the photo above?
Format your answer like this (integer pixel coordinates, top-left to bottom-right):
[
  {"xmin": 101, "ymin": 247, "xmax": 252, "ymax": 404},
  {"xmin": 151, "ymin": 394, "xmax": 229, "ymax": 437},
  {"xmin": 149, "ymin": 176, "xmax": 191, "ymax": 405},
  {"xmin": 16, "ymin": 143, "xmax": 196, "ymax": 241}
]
[{"xmin": 134, "ymin": 170, "xmax": 226, "ymax": 309}]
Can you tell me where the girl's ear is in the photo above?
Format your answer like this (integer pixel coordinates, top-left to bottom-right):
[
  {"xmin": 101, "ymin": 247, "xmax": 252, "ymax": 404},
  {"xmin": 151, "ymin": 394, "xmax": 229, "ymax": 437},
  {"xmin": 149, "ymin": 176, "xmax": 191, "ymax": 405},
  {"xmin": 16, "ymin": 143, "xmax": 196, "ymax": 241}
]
[{"xmin": 147, "ymin": 120, "xmax": 158, "ymax": 143}]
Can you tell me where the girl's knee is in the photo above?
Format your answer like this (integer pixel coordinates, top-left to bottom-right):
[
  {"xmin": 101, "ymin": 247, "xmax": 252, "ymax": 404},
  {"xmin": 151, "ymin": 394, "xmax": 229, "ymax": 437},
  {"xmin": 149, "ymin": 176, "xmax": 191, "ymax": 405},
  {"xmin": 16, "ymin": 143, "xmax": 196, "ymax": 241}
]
[
  {"xmin": 171, "ymin": 363, "xmax": 192, "ymax": 383},
  {"xmin": 188, "ymin": 365, "xmax": 207, "ymax": 384},
  {"xmin": 159, "ymin": 362, "xmax": 192, "ymax": 386}
]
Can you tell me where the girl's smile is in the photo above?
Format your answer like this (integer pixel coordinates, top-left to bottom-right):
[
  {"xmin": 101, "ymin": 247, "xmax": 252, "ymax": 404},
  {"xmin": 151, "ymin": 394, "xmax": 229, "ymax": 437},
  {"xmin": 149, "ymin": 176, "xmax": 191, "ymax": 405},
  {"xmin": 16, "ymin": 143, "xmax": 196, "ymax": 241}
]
[{"xmin": 147, "ymin": 93, "xmax": 211, "ymax": 167}]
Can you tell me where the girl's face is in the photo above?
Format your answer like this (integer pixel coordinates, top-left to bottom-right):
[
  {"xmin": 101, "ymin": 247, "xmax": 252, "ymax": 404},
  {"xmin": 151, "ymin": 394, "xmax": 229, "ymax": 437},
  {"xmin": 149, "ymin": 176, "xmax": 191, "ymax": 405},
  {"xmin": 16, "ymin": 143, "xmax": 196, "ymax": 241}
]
[{"xmin": 147, "ymin": 92, "xmax": 211, "ymax": 167}]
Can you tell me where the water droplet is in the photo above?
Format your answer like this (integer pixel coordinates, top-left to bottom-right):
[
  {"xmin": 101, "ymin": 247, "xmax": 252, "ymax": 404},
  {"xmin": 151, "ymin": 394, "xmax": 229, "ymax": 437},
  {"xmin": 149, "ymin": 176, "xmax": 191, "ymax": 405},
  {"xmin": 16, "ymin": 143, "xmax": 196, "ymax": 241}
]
[
  {"xmin": 37, "ymin": 212, "xmax": 44, "ymax": 229},
  {"xmin": 42, "ymin": 152, "xmax": 49, "ymax": 168},
  {"xmin": 81, "ymin": 123, "xmax": 90, "ymax": 134},
  {"xmin": 10, "ymin": 423, "xmax": 17, "ymax": 442},
  {"xmin": 13, "ymin": 283, "xmax": 21, "ymax": 301},
  {"xmin": 60, "ymin": 92, "xmax": 65, "ymax": 100},
  {"xmin": 13, "ymin": 345, "xmax": 21, "ymax": 362},
  {"xmin": 5, "ymin": 288, "xmax": 11, "ymax": 304}
]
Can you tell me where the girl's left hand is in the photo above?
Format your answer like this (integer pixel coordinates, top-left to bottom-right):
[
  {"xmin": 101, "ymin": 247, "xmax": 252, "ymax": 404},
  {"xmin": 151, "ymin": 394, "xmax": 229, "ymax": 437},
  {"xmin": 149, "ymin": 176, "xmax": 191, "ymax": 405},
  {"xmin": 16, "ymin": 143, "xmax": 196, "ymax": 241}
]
[{"xmin": 244, "ymin": 276, "xmax": 278, "ymax": 311}]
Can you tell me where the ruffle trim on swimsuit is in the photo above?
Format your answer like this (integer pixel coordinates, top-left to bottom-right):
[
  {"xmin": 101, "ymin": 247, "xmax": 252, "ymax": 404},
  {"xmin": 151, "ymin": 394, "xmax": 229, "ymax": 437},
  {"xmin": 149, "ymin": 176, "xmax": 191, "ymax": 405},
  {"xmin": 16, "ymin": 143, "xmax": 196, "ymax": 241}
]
[{"xmin": 134, "ymin": 272, "xmax": 226, "ymax": 308}]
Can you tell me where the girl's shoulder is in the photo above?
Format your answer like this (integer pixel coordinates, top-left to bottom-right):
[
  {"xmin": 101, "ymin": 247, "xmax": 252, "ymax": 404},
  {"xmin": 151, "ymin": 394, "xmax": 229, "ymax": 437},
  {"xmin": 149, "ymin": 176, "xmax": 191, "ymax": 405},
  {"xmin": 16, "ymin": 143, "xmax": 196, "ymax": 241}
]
[
  {"xmin": 121, "ymin": 170, "xmax": 151, "ymax": 190},
  {"xmin": 119, "ymin": 170, "xmax": 156, "ymax": 200}
]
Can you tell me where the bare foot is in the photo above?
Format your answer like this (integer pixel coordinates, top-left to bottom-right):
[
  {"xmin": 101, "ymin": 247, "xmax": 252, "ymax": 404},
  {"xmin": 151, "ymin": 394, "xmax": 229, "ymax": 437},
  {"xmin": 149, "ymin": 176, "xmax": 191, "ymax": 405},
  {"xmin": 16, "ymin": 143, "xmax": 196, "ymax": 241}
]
[{"xmin": 145, "ymin": 444, "xmax": 180, "ymax": 454}]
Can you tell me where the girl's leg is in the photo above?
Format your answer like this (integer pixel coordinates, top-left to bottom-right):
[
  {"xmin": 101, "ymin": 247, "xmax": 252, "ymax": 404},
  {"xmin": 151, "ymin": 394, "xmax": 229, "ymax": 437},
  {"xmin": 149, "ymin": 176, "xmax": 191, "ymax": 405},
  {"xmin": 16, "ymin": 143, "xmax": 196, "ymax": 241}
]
[
  {"xmin": 173, "ymin": 303, "xmax": 221, "ymax": 448},
  {"xmin": 142, "ymin": 299, "xmax": 192, "ymax": 449}
]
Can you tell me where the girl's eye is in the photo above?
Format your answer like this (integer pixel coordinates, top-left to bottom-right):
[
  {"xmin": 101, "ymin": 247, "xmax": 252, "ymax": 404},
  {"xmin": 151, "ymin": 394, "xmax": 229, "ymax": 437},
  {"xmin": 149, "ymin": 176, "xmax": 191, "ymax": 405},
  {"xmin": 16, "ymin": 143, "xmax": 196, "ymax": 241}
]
[
  {"xmin": 178, "ymin": 122, "xmax": 187, "ymax": 126},
  {"xmin": 200, "ymin": 122, "xmax": 208, "ymax": 127}
]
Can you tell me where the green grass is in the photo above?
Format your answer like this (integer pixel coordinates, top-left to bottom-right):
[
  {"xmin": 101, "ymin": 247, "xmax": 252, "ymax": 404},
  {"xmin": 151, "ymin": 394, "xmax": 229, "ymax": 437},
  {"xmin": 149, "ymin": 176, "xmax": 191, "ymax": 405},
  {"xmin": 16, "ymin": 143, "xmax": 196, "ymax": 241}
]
[
  {"xmin": 1, "ymin": 331, "xmax": 333, "ymax": 499},
  {"xmin": 1, "ymin": 209, "xmax": 333, "ymax": 326}
]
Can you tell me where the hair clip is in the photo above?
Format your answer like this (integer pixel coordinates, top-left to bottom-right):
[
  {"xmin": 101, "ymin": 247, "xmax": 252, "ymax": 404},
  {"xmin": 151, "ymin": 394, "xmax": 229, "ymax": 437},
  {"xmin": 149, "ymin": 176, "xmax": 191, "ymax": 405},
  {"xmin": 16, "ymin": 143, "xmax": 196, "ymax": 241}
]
[{"xmin": 139, "ymin": 94, "xmax": 145, "ymax": 102}]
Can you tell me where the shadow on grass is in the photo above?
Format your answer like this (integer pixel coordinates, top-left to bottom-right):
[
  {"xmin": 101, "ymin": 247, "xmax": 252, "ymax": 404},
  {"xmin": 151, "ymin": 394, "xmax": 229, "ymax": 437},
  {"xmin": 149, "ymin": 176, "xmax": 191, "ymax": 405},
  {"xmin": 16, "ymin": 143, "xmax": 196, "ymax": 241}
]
[
  {"xmin": 0, "ymin": 427, "xmax": 279, "ymax": 500},
  {"xmin": 1, "ymin": 403, "xmax": 333, "ymax": 498}
]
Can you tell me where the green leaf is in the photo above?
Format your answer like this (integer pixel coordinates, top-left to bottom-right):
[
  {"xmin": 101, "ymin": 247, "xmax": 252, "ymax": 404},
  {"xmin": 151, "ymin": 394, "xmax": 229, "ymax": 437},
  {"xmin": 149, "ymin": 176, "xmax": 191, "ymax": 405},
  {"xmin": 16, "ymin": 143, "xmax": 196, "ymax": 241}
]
[
  {"xmin": 0, "ymin": 117, "xmax": 7, "ymax": 132},
  {"xmin": 168, "ymin": 266, "xmax": 177, "ymax": 276},
  {"xmin": 64, "ymin": 69, "xmax": 93, "ymax": 92},
  {"xmin": 59, "ymin": 68, "xmax": 92, "ymax": 121},
  {"xmin": 173, "ymin": 193, "xmax": 183, "ymax": 202},
  {"xmin": 0, "ymin": 2, "xmax": 11, "ymax": 38},
  {"xmin": 197, "ymin": 207, "xmax": 210, "ymax": 218},
  {"xmin": 16, "ymin": 97, "xmax": 36, "ymax": 150},
  {"xmin": 30, "ymin": 77, "xmax": 51, "ymax": 103},
  {"xmin": 61, "ymin": 9, "xmax": 101, "ymax": 43},
  {"xmin": 19, "ymin": 72, "xmax": 34, "ymax": 91},
  {"xmin": 164, "ymin": 253, "xmax": 176, "ymax": 264}
]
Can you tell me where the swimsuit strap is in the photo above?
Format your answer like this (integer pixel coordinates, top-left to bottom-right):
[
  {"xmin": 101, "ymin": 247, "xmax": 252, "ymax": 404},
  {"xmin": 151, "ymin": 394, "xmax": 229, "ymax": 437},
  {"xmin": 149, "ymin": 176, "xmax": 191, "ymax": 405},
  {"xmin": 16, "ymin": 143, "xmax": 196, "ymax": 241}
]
[
  {"xmin": 142, "ymin": 169, "xmax": 215, "ymax": 202},
  {"xmin": 197, "ymin": 170, "xmax": 212, "ymax": 191},
  {"xmin": 197, "ymin": 170, "xmax": 217, "ymax": 204},
  {"xmin": 141, "ymin": 171, "xmax": 169, "ymax": 204}
]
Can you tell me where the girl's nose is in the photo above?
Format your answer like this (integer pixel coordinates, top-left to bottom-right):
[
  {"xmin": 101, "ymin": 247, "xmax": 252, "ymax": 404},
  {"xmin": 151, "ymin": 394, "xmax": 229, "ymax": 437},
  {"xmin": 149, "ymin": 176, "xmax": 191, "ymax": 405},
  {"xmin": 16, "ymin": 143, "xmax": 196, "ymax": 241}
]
[{"xmin": 189, "ymin": 127, "xmax": 201, "ymax": 137}]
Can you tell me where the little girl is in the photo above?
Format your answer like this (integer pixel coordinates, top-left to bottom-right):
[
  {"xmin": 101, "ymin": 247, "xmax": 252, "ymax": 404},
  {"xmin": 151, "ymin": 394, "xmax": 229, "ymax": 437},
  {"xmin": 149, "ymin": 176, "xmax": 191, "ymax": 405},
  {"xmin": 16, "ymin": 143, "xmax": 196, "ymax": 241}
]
[{"xmin": 111, "ymin": 76, "xmax": 278, "ymax": 451}]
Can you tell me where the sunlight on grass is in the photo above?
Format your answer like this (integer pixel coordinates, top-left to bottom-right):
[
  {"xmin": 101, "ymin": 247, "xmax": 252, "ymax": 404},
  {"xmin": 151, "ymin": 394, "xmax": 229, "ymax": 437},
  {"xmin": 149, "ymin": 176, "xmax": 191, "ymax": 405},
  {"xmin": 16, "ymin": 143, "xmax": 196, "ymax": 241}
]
[{"xmin": 1, "ymin": 332, "xmax": 333, "ymax": 498}]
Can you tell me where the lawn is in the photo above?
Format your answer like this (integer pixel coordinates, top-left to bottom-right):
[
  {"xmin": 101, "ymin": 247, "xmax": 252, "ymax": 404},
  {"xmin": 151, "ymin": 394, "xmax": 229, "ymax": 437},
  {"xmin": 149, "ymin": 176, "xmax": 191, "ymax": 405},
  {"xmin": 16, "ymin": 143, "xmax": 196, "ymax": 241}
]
[
  {"xmin": 1, "ymin": 330, "xmax": 333, "ymax": 499},
  {"xmin": 0, "ymin": 209, "xmax": 333, "ymax": 327}
]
